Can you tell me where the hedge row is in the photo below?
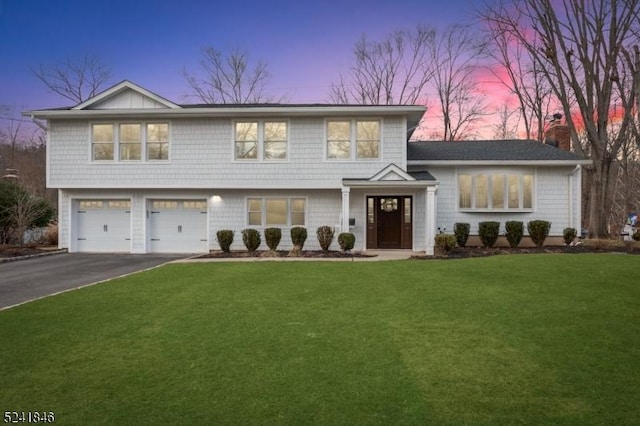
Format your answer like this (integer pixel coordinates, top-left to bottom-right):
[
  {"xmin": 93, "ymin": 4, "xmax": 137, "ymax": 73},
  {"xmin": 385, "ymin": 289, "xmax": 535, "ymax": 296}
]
[{"xmin": 449, "ymin": 220, "xmax": 576, "ymax": 249}]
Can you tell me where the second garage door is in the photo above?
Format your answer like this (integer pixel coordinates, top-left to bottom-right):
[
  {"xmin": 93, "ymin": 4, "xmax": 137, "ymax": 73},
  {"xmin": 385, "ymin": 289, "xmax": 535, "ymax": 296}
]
[{"xmin": 148, "ymin": 200, "xmax": 208, "ymax": 253}]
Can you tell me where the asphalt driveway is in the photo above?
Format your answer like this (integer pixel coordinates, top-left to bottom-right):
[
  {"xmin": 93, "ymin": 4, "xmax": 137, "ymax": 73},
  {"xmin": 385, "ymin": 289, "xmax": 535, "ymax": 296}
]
[{"xmin": 0, "ymin": 253, "xmax": 188, "ymax": 310}]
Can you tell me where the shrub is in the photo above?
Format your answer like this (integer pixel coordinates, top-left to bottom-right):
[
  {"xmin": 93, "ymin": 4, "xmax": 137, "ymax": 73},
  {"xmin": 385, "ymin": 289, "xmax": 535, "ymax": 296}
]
[
  {"xmin": 528, "ymin": 220, "xmax": 551, "ymax": 248},
  {"xmin": 316, "ymin": 226, "xmax": 334, "ymax": 251},
  {"xmin": 633, "ymin": 230, "xmax": 640, "ymax": 242},
  {"xmin": 264, "ymin": 227, "xmax": 282, "ymax": 251},
  {"xmin": 563, "ymin": 227, "xmax": 577, "ymax": 245},
  {"xmin": 435, "ymin": 234, "xmax": 457, "ymax": 255},
  {"xmin": 216, "ymin": 230, "xmax": 234, "ymax": 252},
  {"xmin": 504, "ymin": 221, "xmax": 524, "ymax": 248},
  {"xmin": 289, "ymin": 226, "xmax": 308, "ymax": 256},
  {"xmin": 241, "ymin": 228, "xmax": 261, "ymax": 252},
  {"xmin": 337, "ymin": 232, "xmax": 355, "ymax": 252},
  {"xmin": 478, "ymin": 221, "xmax": 500, "ymax": 248},
  {"xmin": 454, "ymin": 223, "xmax": 470, "ymax": 247}
]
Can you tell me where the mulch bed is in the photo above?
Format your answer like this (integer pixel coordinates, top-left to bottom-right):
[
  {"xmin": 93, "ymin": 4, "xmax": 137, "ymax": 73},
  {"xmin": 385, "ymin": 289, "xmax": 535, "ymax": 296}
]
[
  {"xmin": 0, "ymin": 245, "xmax": 50, "ymax": 258},
  {"xmin": 198, "ymin": 250, "xmax": 376, "ymax": 259},
  {"xmin": 419, "ymin": 243, "xmax": 640, "ymax": 260}
]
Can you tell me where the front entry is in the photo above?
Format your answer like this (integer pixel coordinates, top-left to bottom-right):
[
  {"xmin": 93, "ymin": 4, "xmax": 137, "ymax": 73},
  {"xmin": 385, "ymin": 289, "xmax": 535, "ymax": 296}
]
[{"xmin": 366, "ymin": 196, "xmax": 412, "ymax": 249}]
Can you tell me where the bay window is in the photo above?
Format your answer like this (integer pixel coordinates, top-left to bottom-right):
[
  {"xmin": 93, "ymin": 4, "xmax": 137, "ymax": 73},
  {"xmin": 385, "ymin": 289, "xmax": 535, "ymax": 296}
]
[{"xmin": 458, "ymin": 172, "xmax": 534, "ymax": 210}]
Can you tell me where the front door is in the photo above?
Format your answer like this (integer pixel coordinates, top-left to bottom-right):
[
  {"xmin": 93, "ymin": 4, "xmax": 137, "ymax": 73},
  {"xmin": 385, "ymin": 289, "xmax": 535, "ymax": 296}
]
[{"xmin": 366, "ymin": 196, "xmax": 412, "ymax": 249}]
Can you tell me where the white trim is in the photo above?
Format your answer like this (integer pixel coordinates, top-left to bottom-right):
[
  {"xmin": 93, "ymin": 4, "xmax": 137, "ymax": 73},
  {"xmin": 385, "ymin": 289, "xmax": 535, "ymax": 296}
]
[{"xmin": 369, "ymin": 163, "xmax": 415, "ymax": 181}]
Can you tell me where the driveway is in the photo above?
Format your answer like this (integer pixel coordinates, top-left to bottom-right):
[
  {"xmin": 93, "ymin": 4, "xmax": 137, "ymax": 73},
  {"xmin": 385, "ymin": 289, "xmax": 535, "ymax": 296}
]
[{"xmin": 0, "ymin": 253, "xmax": 187, "ymax": 310}]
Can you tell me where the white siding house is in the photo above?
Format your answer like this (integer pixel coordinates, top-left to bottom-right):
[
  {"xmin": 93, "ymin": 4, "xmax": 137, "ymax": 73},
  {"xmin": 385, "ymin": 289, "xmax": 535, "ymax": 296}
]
[{"xmin": 25, "ymin": 81, "xmax": 590, "ymax": 255}]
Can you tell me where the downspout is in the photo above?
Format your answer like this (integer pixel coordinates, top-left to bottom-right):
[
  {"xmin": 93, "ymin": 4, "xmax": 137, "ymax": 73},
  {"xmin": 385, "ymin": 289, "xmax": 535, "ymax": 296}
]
[{"xmin": 569, "ymin": 165, "xmax": 581, "ymax": 232}]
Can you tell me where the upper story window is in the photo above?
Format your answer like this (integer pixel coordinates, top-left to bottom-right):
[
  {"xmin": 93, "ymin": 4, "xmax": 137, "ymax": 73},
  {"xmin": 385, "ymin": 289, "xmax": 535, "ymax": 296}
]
[
  {"xmin": 458, "ymin": 172, "xmax": 533, "ymax": 211},
  {"xmin": 327, "ymin": 119, "xmax": 380, "ymax": 160},
  {"xmin": 235, "ymin": 121, "xmax": 288, "ymax": 161},
  {"xmin": 91, "ymin": 122, "xmax": 169, "ymax": 162}
]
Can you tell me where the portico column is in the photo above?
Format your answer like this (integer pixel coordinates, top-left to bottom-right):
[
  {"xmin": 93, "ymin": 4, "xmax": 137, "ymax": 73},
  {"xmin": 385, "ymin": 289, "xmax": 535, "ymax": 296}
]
[
  {"xmin": 341, "ymin": 186, "xmax": 350, "ymax": 233},
  {"xmin": 425, "ymin": 186, "xmax": 437, "ymax": 255}
]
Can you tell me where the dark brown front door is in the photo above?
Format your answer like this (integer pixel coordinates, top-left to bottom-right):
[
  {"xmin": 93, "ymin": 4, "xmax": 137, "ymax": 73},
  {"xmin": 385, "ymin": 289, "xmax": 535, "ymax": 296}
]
[{"xmin": 366, "ymin": 196, "xmax": 412, "ymax": 249}]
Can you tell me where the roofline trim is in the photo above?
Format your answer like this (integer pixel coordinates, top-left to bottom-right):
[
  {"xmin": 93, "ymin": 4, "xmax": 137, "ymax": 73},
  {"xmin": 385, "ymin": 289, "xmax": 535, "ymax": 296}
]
[{"xmin": 407, "ymin": 159, "xmax": 592, "ymax": 166}]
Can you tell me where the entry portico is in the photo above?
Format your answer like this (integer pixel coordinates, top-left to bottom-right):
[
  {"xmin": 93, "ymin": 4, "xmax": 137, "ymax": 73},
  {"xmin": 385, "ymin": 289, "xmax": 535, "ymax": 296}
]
[{"xmin": 342, "ymin": 164, "xmax": 438, "ymax": 255}]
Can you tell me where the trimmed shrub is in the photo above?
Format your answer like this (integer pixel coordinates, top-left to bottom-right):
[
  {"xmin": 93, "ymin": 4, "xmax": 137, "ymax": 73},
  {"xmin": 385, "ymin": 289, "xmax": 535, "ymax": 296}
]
[
  {"xmin": 435, "ymin": 234, "xmax": 457, "ymax": 255},
  {"xmin": 478, "ymin": 221, "xmax": 500, "ymax": 248},
  {"xmin": 528, "ymin": 220, "xmax": 551, "ymax": 248},
  {"xmin": 454, "ymin": 223, "xmax": 470, "ymax": 247},
  {"xmin": 337, "ymin": 232, "xmax": 355, "ymax": 252},
  {"xmin": 316, "ymin": 226, "xmax": 334, "ymax": 251},
  {"xmin": 264, "ymin": 227, "xmax": 282, "ymax": 251},
  {"xmin": 505, "ymin": 221, "xmax": 524, "ymax": 248},
  {"xmin": 289, "ymin": 226, "xmax": 308, "ymax": 256},
  {"xmin": 216, "ymin": 229, "xmax": 234, "ymax": 252},
  {"xmin": 563, "ymin": 227, "xmax": 577, "ymax": 245},
  {"xmin": 241, "ymin": 228, "xmax": 261, "ymax": 252}
]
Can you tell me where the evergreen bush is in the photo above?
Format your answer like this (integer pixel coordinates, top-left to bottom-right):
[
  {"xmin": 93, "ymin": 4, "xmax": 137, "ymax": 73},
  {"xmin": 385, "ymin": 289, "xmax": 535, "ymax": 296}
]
[
  {"xmin": 505, "ymin": 221, "xmax": 524, "ymax": 248},
  {"xmin": 316, "ymin": 226, "xmax": 334, "ymax": 251},
  {"xmin": 478, "ymin": 221, "xmax": 500, "ymax": 248},
  {"xmin": 264, "ymin": 227, "xmax": 282, "ymax": 251},
  {"xmin": 241, "ymin": 228, "xmax": 261, "ymax": 252},
  {"xmin": 454, "ymin": 222, "xmax": 470, "ymax": 247},
  {"xmin": 435, "ymin": 234, "xmax": 457, "ymax": 255},
  {"xmin": 337, "ymin": 232, "xmax": 355, "ymax": 252},
  {"xmin": 563, "ymin": 227, "xmax": 577, "ymax": 245},
  {"xmin": 216, "ymin": 230, "xmax": 234, "ymax": 252},
  {"xmin": 528, "ymin": 220, "xmax": 551, "ymax": 248}
]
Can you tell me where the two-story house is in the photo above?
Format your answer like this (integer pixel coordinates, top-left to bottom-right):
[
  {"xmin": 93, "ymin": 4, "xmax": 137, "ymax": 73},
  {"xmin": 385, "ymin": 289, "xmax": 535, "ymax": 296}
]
[{"xmin": 25, "ymin": 81, "xmax": 590, "ymax": 255}]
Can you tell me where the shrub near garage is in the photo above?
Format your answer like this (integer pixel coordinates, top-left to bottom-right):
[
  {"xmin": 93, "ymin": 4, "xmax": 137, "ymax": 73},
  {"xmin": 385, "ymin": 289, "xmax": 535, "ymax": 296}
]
[{"xmin": 216, "ymin": 230, "xmax": 234, "ymax": 252}]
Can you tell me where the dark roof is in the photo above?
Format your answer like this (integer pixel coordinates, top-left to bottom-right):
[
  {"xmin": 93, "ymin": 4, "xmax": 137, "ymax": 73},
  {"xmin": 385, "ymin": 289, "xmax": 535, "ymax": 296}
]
[
  {"xmin": 407, "ymin": 169, "xmax": 437, "ymax": 181},
  {"xmin": 407, "ymin": 140, "xmax": 587, "ymax": 162}
]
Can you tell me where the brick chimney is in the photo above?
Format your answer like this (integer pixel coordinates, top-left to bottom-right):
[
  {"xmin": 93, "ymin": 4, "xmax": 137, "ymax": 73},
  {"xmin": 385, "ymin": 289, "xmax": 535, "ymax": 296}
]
[{"xmin": 544, "ymin": 114, "xmax": 571, "ymax": 151}]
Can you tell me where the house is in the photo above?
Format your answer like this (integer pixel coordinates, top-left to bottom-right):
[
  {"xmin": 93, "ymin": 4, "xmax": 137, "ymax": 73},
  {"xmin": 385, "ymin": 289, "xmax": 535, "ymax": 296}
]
[{"xmin": 24, "ymin": 81, "xmax": 590, "ymax": 255}]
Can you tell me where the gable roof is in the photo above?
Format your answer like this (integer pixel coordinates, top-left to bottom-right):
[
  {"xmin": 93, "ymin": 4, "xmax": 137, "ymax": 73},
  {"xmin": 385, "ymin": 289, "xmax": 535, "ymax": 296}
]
[
  {"xmin": 72, "ymin": 80, "xmax": 181, "ymax": 110},
  {"xmin": 407, "ymin": 140, "xmax": 591, "ymax": 165}
]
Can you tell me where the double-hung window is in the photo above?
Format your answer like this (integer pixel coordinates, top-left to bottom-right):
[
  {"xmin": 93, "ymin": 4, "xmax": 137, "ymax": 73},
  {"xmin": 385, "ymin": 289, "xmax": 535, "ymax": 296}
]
[
  {"xmin": 235, "ymin": 121, "xmax": 288, "ymax": 160},
  {"xmin": 91, "ymin": 122, "xmax": 169, "ymax": 162},
  {"xmin": 247, "ymin": 198, "xmax": 306, "ymax": 226},
  {"xmin": 458, "ymin": 171, "xmax": 534, "ymax": 210},
  {"xmin": 92, "ymin": 124, "xmax": 115, "ymax": 161},
  {"xmin": 326, "ymin": 119, "xmax": 380, "ymax": 160}
]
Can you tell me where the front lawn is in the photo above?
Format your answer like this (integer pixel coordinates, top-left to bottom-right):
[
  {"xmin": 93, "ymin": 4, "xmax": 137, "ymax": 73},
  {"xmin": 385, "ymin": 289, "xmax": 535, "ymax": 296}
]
[{"xmin": 1, "ymin": 254, "xmax": 639, "ymax": 425}]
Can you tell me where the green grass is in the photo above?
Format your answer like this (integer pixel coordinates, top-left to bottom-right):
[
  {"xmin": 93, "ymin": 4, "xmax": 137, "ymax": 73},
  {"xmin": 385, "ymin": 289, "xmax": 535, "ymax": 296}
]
[{"xmin": 1, "ymin": 254, "xmax": 639, "ymax": 425}]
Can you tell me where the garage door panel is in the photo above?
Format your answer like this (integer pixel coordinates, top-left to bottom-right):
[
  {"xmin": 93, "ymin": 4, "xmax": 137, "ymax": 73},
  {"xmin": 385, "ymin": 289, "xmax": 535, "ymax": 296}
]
[
  {"xmin": 148, "ymin": 200, "xmax": 208, "ymax": 253},
  {"xmin": 76, "ymin": 200, "xmax": 131, "ymax": 252}
]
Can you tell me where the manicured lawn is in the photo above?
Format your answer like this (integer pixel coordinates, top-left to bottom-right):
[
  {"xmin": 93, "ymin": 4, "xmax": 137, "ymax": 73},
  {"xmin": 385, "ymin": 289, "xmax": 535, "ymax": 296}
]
[{"xmin": 1, "ymin": 254, "xmax": 639, "ymax": 425}]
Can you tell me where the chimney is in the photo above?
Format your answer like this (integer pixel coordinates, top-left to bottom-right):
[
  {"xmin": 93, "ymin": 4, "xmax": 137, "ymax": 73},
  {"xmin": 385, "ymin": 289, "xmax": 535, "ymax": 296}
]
[{"xmin": 544, "ymin": 114, "xmax": 571, "ymax": 151}]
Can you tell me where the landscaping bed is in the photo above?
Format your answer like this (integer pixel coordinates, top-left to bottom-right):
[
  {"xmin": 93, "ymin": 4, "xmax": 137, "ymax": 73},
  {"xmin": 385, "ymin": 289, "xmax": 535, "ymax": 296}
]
[{"xmin": 199, "ymin": 249, "xmax": 375, "ymax": 259}]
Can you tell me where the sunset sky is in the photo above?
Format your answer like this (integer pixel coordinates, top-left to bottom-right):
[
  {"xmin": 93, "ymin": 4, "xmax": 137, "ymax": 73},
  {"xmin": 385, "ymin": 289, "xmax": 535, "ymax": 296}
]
[{"xmin": 1, "ymin": 0, "xmax": 510, "ymax": 136}]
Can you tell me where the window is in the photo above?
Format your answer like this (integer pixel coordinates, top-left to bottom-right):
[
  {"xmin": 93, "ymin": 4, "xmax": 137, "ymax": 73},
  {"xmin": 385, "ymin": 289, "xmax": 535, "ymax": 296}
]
[
  {"xmin": 327, "ymin": 119, "xmax": 380, "ymax": 160},
  {"xmin": 183, "ymin": 201, "xmax": 207, "ymax": 210},
  {"xmin": 119, "ymin": 124, "xmax": 141, "ymax": 161},
  {"xmin": 108, "ymin": 200, "xmax": 131, "ymax": 209},
  {"xmin": 91, "ymin": 122, "xmax": 169, "ymax": 162},
  {"xmin": 92, "ymin": 124, "xmax": 114, "ymax": 160},
  {"xmin": 147, "ymin": 123, "xmax": 169, "ymax": 160},
  {"xmin": 79, "ymin": 200, "xmax": 104, "ymax": 209},
  {"xmin": 235, "ymin": 121, "xmax": 288, "ymax": 160},
  {"xmin": 246, "ymin": 198, "xmax": 306, "ymax": 226},
  {"xmin": 458, "ymin": 172, "xmax": 534, "ymax": 210}
]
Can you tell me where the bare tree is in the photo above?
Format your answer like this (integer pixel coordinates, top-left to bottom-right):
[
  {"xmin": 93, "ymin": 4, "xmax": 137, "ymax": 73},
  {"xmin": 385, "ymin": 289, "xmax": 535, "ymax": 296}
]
[
  {"xmin": 481, "ymin": 0, "xmax": 640, "ymax": 238},
  {"xmin": 492, "ymin": 105, "xmax": 520, "ymax": 139},
  {"xmin": 184, "ymin": 47, "xmax": 277, "ymax": 104},
  {"xmin": 32, "ymin": 54, "xmax": 112, "ymax": 104},
  {"xmin": 330, "ymin": 26, "xmax": 435, "ymax": 105},
  {"xmin": 481, "ymin": 22, "xmax": 556, "ymax": 140},
  {"xmin": 428, "ymin": 24, "xmax": 489, "ymax": 140}
]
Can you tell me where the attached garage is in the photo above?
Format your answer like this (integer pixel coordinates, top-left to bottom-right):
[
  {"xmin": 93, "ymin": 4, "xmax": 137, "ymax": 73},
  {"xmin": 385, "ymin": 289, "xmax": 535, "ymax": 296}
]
[
  {"xmin": 147, "ymin": 199, "xmax": 208, "ymax": 253},
  {"xmin": 74, "ymin": 199, "xmax": 131, "ymax": 252}
]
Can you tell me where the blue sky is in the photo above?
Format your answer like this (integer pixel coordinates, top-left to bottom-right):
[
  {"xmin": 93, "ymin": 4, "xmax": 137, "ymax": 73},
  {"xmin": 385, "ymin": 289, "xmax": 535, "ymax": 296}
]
[{"xmin": 0, "ymin": 0, "xmax": 479, "ymax": 111}]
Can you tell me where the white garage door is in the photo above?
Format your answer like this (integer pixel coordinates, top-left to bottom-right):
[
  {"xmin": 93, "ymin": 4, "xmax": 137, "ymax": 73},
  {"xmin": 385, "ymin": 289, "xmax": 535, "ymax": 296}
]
[
  {"xmin": 148, "ymin": 200, "xmax": 208, "ymax": 253},
  {"xmin": 75, "ymin": 200, "xmax": 131, "ymax": 252}
]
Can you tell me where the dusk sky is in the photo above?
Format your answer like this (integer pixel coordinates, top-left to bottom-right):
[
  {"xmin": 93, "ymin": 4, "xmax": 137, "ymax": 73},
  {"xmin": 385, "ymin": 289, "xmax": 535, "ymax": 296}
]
[{"xmin": 0, "ymin": 0, "xmax": 485, "ymax": 108}]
